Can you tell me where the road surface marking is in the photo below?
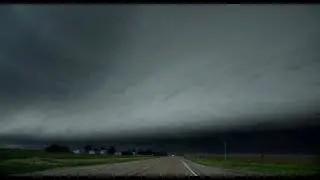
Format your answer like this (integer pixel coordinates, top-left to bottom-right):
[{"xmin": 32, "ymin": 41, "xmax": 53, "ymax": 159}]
[{"xmin": 180, "ymin": 160, "xmax": 198, "ymax": 176}]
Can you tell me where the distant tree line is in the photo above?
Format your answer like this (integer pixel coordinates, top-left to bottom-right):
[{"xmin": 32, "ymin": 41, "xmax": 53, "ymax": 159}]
[
  {"xmin": 44, "ymin": 144, "xmax": 71, "ymax": 153},
  {"xmin": 83, "ymin": 145, "xmax": 116, "ymax": 154},
  {"xmin": 136, "ymin": 149, "xmax": 168, "ymax": 156},
  {"xmin": 44, "ymin": 144, "xmax": 167, "ymax": 156}
]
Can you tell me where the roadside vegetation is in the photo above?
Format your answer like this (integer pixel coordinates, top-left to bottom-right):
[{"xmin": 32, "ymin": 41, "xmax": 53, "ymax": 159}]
[
  {"xmin": 185, "ymin": 154, "xmax": 320, "ymax": 175},
  {"xmin": 0, "ymin": 147, "xmax": 161, "ymax": 176}
]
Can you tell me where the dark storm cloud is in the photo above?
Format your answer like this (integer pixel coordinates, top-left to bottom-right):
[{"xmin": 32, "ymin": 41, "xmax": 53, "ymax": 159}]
[
  {"xmin": 0, "ymin": 5, "xmax": 320, "ymax": 145},
  {"xmin": 0, "ymin": 5, "xmax": 132, "ymax": 105},
  {"xmin": 1, "ymin": 122, "xmax": 319, "ymax": 154}
]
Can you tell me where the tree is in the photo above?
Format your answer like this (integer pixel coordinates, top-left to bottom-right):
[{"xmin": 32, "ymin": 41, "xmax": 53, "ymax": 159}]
[
  {"xmin": 84, "ymin": 145, "xmax": 92, "ymax": 153},
  {"xmin": 45, "ymin": 144, "xmax": 71, "ymax": 153},
  {"xmin": 101, "ymin": 146, "xmax": 106, "ymax": 151},
  {"xmin": 94, "ymin": 148, "xmax": 99, "ymax": 152},
  {"xmin": 107, "ymin": 146, "xmax": 116, "ymax": 155},
  {"xmin": 137, "ymin": 149, "xmax": 144, "ymax": 155},
  {"xmin": 144, "ymin": 149, "xmax": 154, "ymax": 155},
  {"xmin": 137, "ymin": 149, "xmax": 154, "ymax": 155},
  {"xmin": 121, "ymin": 150, "xmax": 133, "ymax": 155},
  {"xmin": 154, "ymin": 151, "xmax": 168, "ymax": 156}
]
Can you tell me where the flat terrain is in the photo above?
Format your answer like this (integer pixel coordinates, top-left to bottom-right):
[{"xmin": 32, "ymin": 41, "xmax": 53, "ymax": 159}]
[
  {"xmin": 185, "ymin": 154, "xmax": 320, "ymax": 175},
  {"xmin": 2, "ymin": 149, "xmax": 319, "ymax": 176},
  {"xmin": 14, "ymin": 156, "xmax": 261, "ymax": 177},
  {"xmin": 0, "ymin": 149, "xmax": 156, "ymax": 176}
]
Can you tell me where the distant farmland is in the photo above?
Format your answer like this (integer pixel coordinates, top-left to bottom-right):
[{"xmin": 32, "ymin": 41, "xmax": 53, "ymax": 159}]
[
  {"xmin": 0, "ymin": 148, "xmax": 157, "ymax": 176},
  {"xmin": 185, "ymin": 153, "xmax": 320, "ymax": 175}
]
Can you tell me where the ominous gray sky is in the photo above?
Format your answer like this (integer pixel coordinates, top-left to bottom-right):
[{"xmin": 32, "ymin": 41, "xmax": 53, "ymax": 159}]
[{"xmin": 1, "ymin": 5, "xmax": 320, "ymax": 143}]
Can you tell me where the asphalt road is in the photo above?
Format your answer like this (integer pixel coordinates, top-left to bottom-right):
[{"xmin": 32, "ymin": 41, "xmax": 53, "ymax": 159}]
[{"xmin": 17, "ymin": 156, "xmax": 266, "ymax": 177}]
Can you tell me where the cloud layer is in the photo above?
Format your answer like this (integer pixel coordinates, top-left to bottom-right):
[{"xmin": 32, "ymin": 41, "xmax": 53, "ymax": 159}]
[{"xmin": 0, "ymin": 5, "xmax": 320, "ymax": 141}]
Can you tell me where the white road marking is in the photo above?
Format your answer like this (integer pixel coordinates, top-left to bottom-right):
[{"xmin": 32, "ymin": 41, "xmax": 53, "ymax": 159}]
[{"xmin": 180, "ymin": 160, "xmax": 198, "ymax": 176}]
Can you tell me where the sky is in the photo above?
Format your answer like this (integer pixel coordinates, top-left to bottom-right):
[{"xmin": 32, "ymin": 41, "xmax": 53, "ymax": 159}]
[{"xmin": 0, "ymin": 5, "xmax": 320, "ymax": 153}]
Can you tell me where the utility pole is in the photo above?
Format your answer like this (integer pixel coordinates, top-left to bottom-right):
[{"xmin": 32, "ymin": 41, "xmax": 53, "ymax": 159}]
[{"xmin": 224, "ymin": 141, "xmax": 227, "ymax": 161}]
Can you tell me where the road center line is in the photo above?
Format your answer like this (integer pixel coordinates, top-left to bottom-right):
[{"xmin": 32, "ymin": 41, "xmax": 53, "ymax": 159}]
[{"xmin": 180, "ymin": 160, "xmax": 198, "ymax": 176}]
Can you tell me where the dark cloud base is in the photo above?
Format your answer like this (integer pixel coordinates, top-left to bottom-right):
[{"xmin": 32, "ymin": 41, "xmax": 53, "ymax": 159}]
[{"xmin": 2, "ymin": 114, "xmax": 319, "ymax": 154}]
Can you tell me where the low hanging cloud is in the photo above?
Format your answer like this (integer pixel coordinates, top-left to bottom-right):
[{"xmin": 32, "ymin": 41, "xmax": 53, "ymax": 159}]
[{"xmin": 0, "ymin": 5, "xmax": 320, "ymax": 141}]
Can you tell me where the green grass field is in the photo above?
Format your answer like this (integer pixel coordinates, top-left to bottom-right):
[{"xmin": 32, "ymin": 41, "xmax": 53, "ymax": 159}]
[
  {"xmin": 0, "ymin": 149, "xmax": 157, "ymax": 176},
  {"xmin": 185, "ymin": 154, "xmax": 320, "ymax": 175}
]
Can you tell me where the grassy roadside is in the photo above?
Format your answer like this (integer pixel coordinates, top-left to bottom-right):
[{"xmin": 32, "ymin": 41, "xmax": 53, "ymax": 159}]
[
  {"xmin": 0, "ymin": 149, "xmax": 157, "ymax": 176},
  {"xmin": 185, "ymin": 154, "xmax": 320, "ymax": 175}
]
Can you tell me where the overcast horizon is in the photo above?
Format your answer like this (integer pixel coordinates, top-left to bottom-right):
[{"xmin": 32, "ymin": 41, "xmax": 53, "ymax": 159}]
[{"xmin": 0, "ymin": 5, "xmax": 320, "ymax": 153}]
